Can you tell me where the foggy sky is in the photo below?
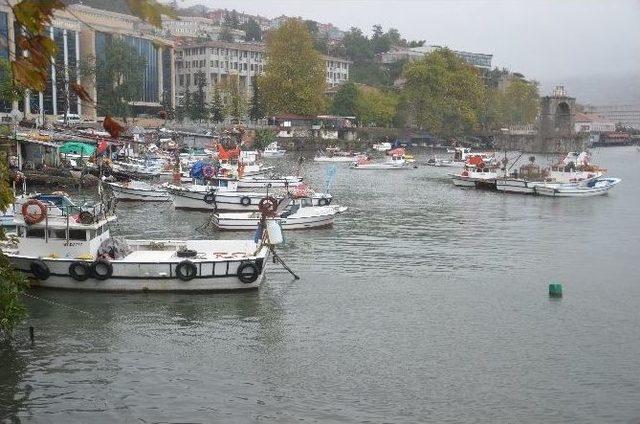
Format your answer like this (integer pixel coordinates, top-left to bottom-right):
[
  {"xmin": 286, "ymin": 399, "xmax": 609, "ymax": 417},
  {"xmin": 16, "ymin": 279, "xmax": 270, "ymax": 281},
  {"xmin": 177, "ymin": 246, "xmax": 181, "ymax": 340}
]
[{"xmin": 177, "ymin": 0, "xmax": 640, "ymax": 101}]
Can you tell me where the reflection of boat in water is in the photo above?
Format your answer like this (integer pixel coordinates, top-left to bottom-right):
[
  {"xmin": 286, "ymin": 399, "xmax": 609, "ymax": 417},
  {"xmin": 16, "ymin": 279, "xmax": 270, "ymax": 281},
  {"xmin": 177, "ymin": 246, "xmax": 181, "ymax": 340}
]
[{"xmin": 3, "ymin": 194, "xmax": 270, "ymax": 291}]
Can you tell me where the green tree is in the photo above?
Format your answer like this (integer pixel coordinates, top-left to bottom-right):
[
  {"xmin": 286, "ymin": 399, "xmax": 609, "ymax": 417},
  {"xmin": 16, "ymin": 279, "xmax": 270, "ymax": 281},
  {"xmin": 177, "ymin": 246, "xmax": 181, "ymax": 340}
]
[
  {"xmin": 0, "ymin": 58, "xmax": 24, "ymax": 110},
  {"xmin": 259, "ymin": 19, "xmax": 327, "ymax": 116},
  {"xmin": 342, "ymin": 27, "xmax": 374, "ymax": 63},
  {"xmin": 254, "ymin": 128, "xmax": 276, "ymax": 150},
  {"xmin": 0, "ymin": 154, "xmax": 28, "ymax": 339},
  {"xmin": 191, "ymin": 70, "xmax": 208, "ymax": 121},
  {"xmin": 223, "ymin": 9, "xmax": 240, "ymax": 29},
  {"xmin": 371, "ymin": 24, "xmax": 391, "ymax": 54},
  {"xmin": 243, "ymin": 17, "xmax": 262, "ymax": 42},
  {"xmin": 209, "ymin": 85, "xmax": 225, "ymax": 123},
  {"xmin": 330, "ymin": 82, "xmax": 358, "ymax": 116},
  {"xmin": 402, "ymin": 48, "xmax": 485, "ymax": 137},
  {"xmin": 94, "ymin": 38, "xmax": 146, "ymax": 121},
  {"xmin": 219, "ymin": 75, "xmax": 247, "ymax": 121},
  {"xmin": 249, "ymin": 78, "xmax": 265, "ymax": 121},
  {"xmin": 218, "ymin": 26, "xmax": 235, "ymax": 42},
  {"xmin": 501, "ymin": 79, "xmax": 539, "ymax": 125},
  {"xmin": 354, "ymin": 86, "xmax": 398, "ymax": 127}
]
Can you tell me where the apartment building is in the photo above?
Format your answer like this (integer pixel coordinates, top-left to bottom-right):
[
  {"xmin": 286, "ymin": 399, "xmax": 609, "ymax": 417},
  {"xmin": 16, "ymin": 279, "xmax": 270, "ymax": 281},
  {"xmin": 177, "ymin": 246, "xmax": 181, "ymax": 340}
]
[{"xmin": 175, "ymin": 41, "xmax": 351, "ymax": 104}]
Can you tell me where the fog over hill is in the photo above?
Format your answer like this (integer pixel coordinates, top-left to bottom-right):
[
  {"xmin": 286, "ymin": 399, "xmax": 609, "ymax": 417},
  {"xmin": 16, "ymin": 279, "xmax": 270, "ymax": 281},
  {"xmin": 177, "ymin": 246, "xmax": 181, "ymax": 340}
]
[{"xmin": 540, "ymin": 72, "xmax": 640, "ymax": 106}]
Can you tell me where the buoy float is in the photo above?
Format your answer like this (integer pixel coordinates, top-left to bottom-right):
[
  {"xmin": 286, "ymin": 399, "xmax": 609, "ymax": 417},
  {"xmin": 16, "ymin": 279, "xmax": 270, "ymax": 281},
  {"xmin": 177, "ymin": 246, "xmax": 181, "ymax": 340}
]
[{"xmin": 548, "ymin": 282, "xmax": 563, "ymax": 298}]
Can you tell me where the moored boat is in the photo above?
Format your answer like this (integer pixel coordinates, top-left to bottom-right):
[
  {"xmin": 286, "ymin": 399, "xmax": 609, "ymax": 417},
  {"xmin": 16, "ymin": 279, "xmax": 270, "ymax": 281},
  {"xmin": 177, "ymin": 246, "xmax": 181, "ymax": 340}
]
[
  {"xmin": 534, "ymin": 177, "xmax": 621, "ymax": 197},
  {"xmin": 213, "ymin": 198, "xmax": 347, "ymax": 231},
  {"xmin": 3, "ymin": 194, "xmax": 269, "ymax": 291},
  {"xmin": 350, "ymin": 155, "xmax": 414, "ymax": 170},
  {"xmin": 106, "ymin": 180, "xmax": 170, "ymax": 202}
]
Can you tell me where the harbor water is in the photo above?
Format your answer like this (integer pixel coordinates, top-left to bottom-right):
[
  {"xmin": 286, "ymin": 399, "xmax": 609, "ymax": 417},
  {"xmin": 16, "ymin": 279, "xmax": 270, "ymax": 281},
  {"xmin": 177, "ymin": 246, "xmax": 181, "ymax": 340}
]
[{"xmin": 2, "ymin": 147, "xmax": 640, "ymax": 423}]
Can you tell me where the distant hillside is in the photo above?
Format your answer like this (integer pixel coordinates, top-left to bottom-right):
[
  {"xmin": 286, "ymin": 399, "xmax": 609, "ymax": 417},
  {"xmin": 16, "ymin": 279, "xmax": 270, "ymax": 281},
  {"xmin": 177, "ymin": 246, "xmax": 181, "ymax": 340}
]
[{"xmin": 540, "ymin": 72, "xmax": 640, "ymax": 106}]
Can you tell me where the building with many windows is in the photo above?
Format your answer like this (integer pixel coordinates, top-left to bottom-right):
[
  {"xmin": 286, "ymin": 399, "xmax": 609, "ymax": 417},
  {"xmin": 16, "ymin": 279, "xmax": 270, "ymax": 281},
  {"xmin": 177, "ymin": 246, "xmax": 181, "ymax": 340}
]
[
  {"xmin": 175, "ymin": 41, "xmax": 350, "ymax": 104},
  {"xmin": 160, "ymin": 16, "xmax": 245, "ymax": 42},
  {"xmin": 0, "ymin": 3, "xmax": 175, "ymax": 121},
  {"xmin": 584, "ymin": 105, "xmax": 640, "ymax": 130},
  {"xmin": 379, "ymin": 45, "xmax": 493, "ymax": 69}
]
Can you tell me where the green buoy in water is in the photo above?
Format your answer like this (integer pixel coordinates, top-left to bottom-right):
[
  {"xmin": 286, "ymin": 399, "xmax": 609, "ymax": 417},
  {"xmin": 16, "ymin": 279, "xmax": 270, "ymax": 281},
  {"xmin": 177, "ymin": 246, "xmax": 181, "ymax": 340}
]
[{"xmin": 549, "ymin": 283, "xmax": 563, "ymax": 298}]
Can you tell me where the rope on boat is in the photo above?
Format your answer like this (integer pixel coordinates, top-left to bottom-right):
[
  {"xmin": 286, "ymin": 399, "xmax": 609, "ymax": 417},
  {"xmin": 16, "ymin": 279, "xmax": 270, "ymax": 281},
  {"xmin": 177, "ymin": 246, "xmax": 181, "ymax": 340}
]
[{"xmin": 22, "ymin": 292, "xmax": 95, "ymax": 317}]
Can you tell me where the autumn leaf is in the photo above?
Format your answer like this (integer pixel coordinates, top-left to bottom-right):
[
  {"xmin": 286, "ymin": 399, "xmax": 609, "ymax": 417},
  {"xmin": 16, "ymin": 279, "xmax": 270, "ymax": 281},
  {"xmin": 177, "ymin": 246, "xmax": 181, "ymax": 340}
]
[
  {"xmin": 103, "ymin": 115, "xmax": 125, "ymax": 139},
  {"xmin": 125, "ymin": 0, "xmax": 175, "ymax": 28},
  {"xmin": 12, "ymin": 58, "xmax": 47, "ymax": 92},
  {"xmin": 12, "ymin": 0, "xmax": 65, "ymax": 33},
  {"xmin": 71, "ymin": 82, "xmax": 93, "ymax": 103}
]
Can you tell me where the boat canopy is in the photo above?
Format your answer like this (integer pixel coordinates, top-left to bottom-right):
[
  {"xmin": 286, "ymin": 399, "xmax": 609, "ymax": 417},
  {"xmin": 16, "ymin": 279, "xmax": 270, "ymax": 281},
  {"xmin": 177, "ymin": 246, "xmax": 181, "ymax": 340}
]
[{"xmin": 59, "ymin": 141, "xmax": 96, "ymax": 156}]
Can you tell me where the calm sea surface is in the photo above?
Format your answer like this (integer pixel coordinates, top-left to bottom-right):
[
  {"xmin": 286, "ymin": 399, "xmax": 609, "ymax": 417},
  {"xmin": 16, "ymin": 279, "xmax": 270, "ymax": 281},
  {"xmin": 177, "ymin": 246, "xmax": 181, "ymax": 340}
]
[{"xmin": 2, "ymin": 147, "xmax": 640, "ymax": 423}]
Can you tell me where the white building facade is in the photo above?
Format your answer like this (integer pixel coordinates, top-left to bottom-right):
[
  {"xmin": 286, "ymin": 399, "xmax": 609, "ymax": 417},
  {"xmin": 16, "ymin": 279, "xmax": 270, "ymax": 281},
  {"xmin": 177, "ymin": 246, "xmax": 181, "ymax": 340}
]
[{"xmin": 175, "ymin": 41, "xmax": 351, "ymax": 103}]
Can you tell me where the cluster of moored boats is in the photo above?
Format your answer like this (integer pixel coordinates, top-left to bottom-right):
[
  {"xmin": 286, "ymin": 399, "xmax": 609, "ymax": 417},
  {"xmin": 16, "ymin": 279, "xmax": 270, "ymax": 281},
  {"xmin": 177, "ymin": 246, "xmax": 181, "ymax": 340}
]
[
  {"xmin": 430, "ymin": 148, "xmax": 621, "ymax": 197},
  {"xmin": 1, "ymin": 141, "xmax": 347, "ymax": 292},
  {"xmin": 313, "ymin": 146, "xmax": 417, "ymax": 170}
]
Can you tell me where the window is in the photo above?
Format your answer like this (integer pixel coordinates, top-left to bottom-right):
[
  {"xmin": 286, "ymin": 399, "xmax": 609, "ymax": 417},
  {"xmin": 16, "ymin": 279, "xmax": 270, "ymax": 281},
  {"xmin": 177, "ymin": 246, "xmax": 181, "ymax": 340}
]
[
  {"xmin": 210, "ymin": 61, "xmax": 213, "ymax": 67},
  {"xmin": 179, "ymin": 75, "xmax": 184, "ymax": 86},
  {"xmin": 48, "ymin": 228, "xmax": 67, "ymax": 239},
  {"xmin": 250, "ymin": 64, "xmax": 254, "ymax": 71},
  {"xmin": 68, "ymin": 229, "xmax": 87, "ymax": 241},
  {"xmin": 26, "ymin": 227, "xmax": 45, "ymax": 238},
  {"xmin": 243, "ymin": 63, "xmax": 247, "ymax": 71},
  {"xmin": 215, "ymin": 60, "xmax": 219, "ymax": 67},
  {"xmin": 234, "ymin": 62, "xmax": 238, "ymax": 70}
]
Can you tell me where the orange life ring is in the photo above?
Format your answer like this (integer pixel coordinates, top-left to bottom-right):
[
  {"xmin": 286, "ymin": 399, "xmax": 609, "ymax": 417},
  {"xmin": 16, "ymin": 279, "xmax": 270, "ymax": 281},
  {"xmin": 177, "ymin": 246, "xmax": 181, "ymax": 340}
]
[
  {"xmin": 461, "ymin": 170, "xmax": 469, "ymax": 177},
  {"xmin": 258, "ymin": 196, "xmax": 278, "ymax": 215},
  {"xmin": 22, "ymin": 199, "xmax": 47, "ymax": 225},
  {"xmin": 477, "ymin": 162, "xmax": 486, "ymax": 170}
]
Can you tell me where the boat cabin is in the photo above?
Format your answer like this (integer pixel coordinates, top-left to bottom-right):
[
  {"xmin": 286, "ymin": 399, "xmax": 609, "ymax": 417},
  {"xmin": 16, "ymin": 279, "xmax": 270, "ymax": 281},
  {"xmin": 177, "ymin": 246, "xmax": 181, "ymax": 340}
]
[{"xmin": 11, "ymin": 195, "xmax": 115, "ymax": 259}]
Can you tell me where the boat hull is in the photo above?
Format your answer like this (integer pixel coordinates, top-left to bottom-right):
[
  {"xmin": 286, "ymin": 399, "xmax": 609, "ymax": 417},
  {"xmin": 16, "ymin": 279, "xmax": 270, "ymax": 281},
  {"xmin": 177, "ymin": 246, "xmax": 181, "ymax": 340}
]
[
  {"xmin": 496, "ymin": 179, "xmax": 539, "ymax": 194},
  {"xmin": 108, "ymin": 184, "xmax": 170, "ymax": 202},
  {"xmin": 8, "ymin": 254, "xmax": 268, "ymax": 292},
  {"xmin": 213, "ymin": 214, "xmax": 334, "ymax": 231}
]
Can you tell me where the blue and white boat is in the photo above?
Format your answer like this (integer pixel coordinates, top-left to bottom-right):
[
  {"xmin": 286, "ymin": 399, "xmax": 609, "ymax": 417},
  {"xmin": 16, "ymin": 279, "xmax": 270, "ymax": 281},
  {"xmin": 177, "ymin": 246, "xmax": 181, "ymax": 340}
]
[{"xmin": 534, "ymin": 177, "xmax": 622, "ymax": 197}]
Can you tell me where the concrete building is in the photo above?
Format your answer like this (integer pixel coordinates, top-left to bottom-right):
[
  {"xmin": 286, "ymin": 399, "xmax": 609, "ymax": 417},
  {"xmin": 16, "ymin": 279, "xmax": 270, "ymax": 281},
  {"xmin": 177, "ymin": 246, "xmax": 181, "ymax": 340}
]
[
  {"xmin": 379, "ymin": 45, "xmax": 492, "ymax": 69},
  {"xmin": 175, "ymin": 41, "xmax": 350, "ymax": 104},
  {"xmin": 0, "ymin": 3, "xmax": 175, "ymax": 121},
  {"xmin": 160, "ymin": 16, "xmax": 244, "ymax": 42},
  {"xmin": 584, "ymin": 105, "xmax": 640, "ymax": 130},
  {"xmin": 574, "ymin": 112, "xmax": 616, "ymax": 134}
]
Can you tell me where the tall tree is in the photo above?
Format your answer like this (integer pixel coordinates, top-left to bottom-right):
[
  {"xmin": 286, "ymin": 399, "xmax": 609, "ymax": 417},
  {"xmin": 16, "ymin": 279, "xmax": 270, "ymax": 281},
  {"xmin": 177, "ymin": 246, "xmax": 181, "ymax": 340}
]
[
  {"xmin": 330, "ymin": 82, "xmax": 358, "ymax": 116},
  {"xmin": 191, "ymin": 70, "xmax": 208, "ymax": 121},
  {"xmin": 209, "ymin": 85, "xmax": 225, "ymax": 123},
  {"xmin": 501, "ymin": 79, "xmax": 539, "ymax": 126},
  {"xmin": 223, "ymin": 9, "xmax": 240, "ymax": 29},
  {"xmin": 94, "ymin": 38, "xmax": 146, "ymax": 121},
  {"xmin": 402, "ymin": 48, "xmax": 485, "ymax": 137},
  {"xmin": 354, "ymin": 86, "xmax": 398, "ymax": 127},
  {"xmin": 258, "ymin": 19, "xmax": 326, "ymax": 116},
  {"xmin": 219, "ymin": 75, "xmax": 247, "ymax": 121},
  {"xmin": 249, "ymin": 78, "xmax": 265, "ymax": 121},
  {"xmin": 342, "ymin": 27, "xmax": 374, "ymax": 63},
  {"xmin": 243, "ymin": 17, "xmax": 262, "ymax": 42}
]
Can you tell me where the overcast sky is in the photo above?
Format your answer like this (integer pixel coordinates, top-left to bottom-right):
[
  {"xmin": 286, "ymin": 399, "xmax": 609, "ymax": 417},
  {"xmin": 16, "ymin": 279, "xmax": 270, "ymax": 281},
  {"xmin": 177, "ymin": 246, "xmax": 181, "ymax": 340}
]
[{"xmin": 178, "ymin": 0, "xmax": 639, "ymax": 97}]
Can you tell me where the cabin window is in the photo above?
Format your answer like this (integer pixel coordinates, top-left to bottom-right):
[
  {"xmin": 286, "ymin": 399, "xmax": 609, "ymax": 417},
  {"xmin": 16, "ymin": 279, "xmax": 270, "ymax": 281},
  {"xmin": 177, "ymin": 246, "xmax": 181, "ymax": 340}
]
[
  {"xmin": 26, "ymin": 228, "xmax": 45, "ymax": 238},
  {"xmin": 68, "ymin": 229, "xmax": 87, "ymax": 241},
  {"xmin": 301, "ymin": 198, "xmax": 313, "ymax": 207},
  {"xmin": 48, "ymin": 229, "xmax": 67, "ymax": 239}
]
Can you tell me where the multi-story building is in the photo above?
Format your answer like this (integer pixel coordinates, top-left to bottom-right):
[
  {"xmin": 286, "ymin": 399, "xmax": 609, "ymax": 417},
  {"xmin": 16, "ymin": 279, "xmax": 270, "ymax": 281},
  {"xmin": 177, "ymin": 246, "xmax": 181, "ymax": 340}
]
[
  {"xmin": 175, "ymin": 41, "xmax": 350, "ymax": 104},
  {"xmin": 584, "ymin": 105, "xmax": 640, "ymax": 130},
  {"xmin": 0, "ymin": 3, "xmax": 175, "ymax": 120},
  {"xmin": 379, "ymin": 45, "xmax": 492, "ymax": 69},
  {"xmin": 574, "ymin": 112, "xmax": 616, "ymax": 133},
  {"xmin": 160, "ymin": 16, "xmax": 244, "ymax": 42}
]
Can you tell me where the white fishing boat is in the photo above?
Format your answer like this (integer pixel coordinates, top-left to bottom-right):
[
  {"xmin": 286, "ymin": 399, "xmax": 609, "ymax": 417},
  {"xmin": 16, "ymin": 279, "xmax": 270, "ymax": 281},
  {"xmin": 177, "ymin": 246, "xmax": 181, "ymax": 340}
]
[
  {"xmin": 314, "ymin": 153, "xmax": 359, "ymax": 163},
  {"xmin": 237, "ymin": 175, "xmax": 303, "ymax": 189},
  {"xmin": 372, "ymin": 142, "xmax": 392, "ymax": 152},
  {"xmin": 262, "ymin": 142, "xmax": 286, "ymax": 158},
  {"xmin": 350, "ymin": 155, "xmax": 414, "ymax": 170},
  {"xmin": 3, "ymin": 194, "xmax": 270, "ymax": 291},
  {"xmin": 106, "ymin": 180, "xmax": 170, "ymax": 202},
  {"xmin": 426, "ymin": 157, "xmax": 462, "ymax": 167},
  {"xmin": 167, "ymin": 183, "xmax": 332, "ymax": 211},
  {"xmin": 534, "ymin": 177, "xmax": 621, "ymax": 197},
  {"xmin": 213, "ymin": 198, "xmax": 347, "ymax": 231}
]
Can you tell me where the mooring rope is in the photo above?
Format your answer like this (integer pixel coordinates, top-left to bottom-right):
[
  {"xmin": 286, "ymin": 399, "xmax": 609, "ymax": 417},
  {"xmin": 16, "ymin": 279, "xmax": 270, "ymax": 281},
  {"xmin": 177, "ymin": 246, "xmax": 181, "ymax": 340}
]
[{"xmin": 22, "ymin": 292, "xmax": 95, "ymax": 318}]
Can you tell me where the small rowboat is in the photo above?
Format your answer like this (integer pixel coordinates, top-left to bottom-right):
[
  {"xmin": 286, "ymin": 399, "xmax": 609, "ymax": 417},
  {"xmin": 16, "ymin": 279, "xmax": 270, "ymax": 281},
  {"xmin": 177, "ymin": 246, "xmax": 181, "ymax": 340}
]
[
  {"xmin": 106, "ymin": 180, "xmax": 170, "ymax": 202},
  {"xmin": 534, "ymin": 177, "xmax": 621, "ymax": 197}
]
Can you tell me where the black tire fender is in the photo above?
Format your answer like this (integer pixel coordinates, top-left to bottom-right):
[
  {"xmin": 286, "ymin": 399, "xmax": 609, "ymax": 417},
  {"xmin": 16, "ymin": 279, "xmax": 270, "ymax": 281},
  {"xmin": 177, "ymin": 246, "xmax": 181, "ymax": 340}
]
[
  {"xmin": 91, "ymin": 259, "xmax": 113, "ymax": 281},
  {"xmin": 237, "ymin": 261, "xmax": 259, "ymax": 284},
  {"xmin": 203, "ymin": 192, "xmax": 216, "ymax": 204},
  {"xmin": 69, "ymin": 261, "xmax": 91, "ymax": 281},
  {"xmin": 30, "ymin": 260, "xmax": 50, "ymax": 281},
  {"xmin": 240, "ymin": 196, "xmax": 252, "ymax": 207},
  {"xmin": 176, "ymin": 260, "xmax": 197, "ymax": 281}
]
